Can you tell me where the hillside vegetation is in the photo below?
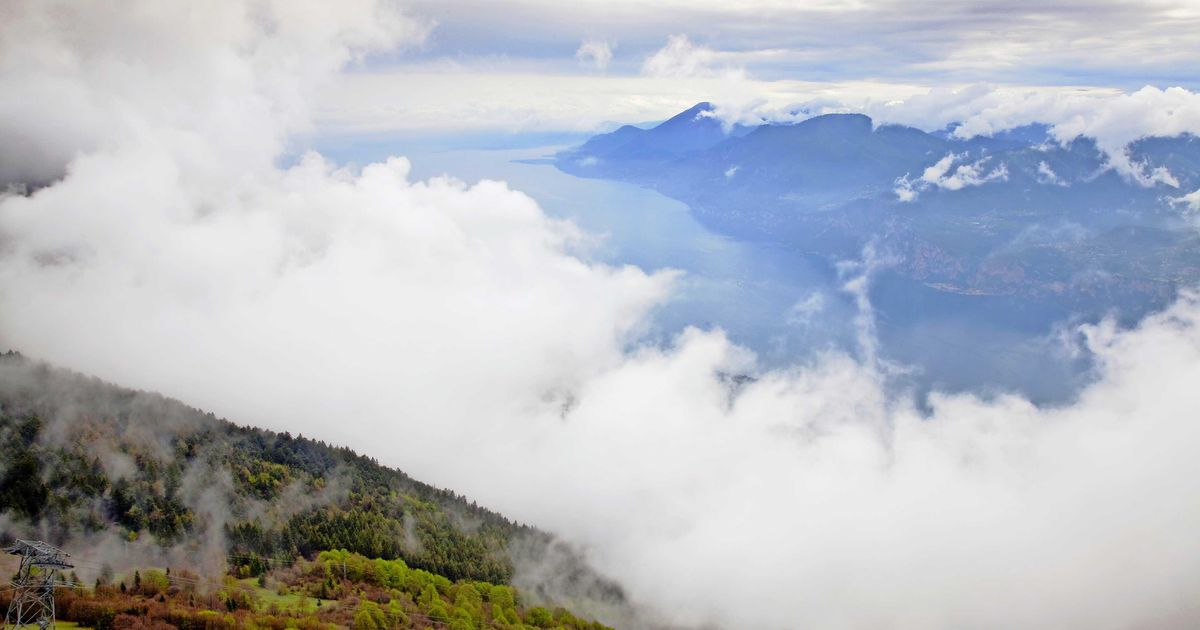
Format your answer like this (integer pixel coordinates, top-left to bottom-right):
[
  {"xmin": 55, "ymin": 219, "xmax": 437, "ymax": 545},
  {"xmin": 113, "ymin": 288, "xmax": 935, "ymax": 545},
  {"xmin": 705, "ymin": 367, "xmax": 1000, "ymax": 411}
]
[
  {"xmin": 1, "ymin": 550, "xmax": 611, "ymax": 630},
  {"xmin": 0, "ymin": 352, "xmax": 621, "ymax": 628}
]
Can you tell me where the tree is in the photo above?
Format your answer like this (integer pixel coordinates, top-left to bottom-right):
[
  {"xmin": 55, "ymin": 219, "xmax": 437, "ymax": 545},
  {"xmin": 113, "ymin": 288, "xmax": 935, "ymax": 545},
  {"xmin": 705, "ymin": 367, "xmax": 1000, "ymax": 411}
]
[
  {"xmin": 527, "ymin": 606, "xmax": 554, "ymax": 628},
  {"xmin": 352, "ymin": 608, "xmax": 380, "ymax": 630},
  {"xmin": 353, "ymin": 601, "xmax": 387, "ymax": 630}
]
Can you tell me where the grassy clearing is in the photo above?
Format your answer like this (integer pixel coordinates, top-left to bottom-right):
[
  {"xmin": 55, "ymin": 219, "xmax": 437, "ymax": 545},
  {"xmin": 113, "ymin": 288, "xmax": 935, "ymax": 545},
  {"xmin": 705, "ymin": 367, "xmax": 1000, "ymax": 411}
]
[{"xmin": 237, "ymin": 578, "xmax": 338, "ymax": 614}]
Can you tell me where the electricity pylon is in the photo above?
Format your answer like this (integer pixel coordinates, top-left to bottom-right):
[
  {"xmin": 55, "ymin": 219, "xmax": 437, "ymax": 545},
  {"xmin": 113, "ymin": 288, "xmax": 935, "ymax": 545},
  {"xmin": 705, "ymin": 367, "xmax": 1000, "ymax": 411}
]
[{"xmin": 4, "ymin": 540, "xmax": 74, "ymax": 630}]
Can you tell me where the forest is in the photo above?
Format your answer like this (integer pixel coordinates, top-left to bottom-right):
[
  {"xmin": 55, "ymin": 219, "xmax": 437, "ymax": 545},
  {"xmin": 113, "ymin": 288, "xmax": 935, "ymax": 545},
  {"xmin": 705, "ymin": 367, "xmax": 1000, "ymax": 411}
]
[
  {"xmin": 0, "ymin": 352, "xmax": 622, "ymax": 628},
  {"xmin": 0, "ymin": 550, "xmax": 612, "ymax": 629}
]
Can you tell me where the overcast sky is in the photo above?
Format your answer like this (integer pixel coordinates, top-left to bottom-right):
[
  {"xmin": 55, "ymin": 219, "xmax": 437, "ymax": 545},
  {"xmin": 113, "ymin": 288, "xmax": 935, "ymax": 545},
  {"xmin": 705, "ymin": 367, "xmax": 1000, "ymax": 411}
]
[{"xmin": 313, "ymin": 0, "xmax": 1200, "ymax": 133}]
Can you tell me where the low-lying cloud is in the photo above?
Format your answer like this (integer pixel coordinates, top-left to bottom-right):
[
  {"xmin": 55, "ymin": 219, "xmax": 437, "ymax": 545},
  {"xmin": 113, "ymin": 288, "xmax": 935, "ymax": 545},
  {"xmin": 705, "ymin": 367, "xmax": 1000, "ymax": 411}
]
[
  {"xmin": 706, "ymin": 84, "xmax": 1200, "ymax": 187},
  {"xmin": 871, "ymin": 85, "xmax": 1200, "ymax": 186},
  {"xmin": 895, "ymin": 153, "xmax": 1010, "ymax": 201},
  {"xmin": 3, "ymin": 3, "xmax": 1200, "ymax": 629}
]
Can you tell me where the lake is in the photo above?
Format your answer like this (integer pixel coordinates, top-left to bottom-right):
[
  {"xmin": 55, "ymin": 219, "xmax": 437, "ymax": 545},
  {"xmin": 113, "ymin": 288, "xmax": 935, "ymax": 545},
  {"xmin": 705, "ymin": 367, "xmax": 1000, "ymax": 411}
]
[{"xmin": 312, "ymin": 137, "xmax": 1095, "ymax": 405}]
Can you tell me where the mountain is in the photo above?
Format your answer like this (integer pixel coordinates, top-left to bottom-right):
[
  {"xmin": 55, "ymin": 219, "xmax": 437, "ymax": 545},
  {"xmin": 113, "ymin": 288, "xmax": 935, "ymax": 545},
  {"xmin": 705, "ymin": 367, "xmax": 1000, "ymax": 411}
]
[
  {"xmin": 0, "ymin": 352, "xmax": 631, "ymax": 629},
  {"xmin": 570, "ymin": 103, "xmax": 756, "ymax": 171},
  {"xmin": 557, "ymin": 105, "xmax": 1200, "ymax": 313}
]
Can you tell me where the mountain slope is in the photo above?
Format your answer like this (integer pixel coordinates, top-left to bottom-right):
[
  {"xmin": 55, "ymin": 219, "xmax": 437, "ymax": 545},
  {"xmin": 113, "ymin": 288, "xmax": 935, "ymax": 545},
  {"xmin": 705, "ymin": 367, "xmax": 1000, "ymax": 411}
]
[
  {"xmin": 0, "ymin": 351, "xmax": 631, "ymax": 626},
  {"xmin": 566, "ymin": 102, "xmax": 755, "ymax": 171},
  {"xmin": 556, "ymin": 105, "xmax": 1200, "ymax": 312}
]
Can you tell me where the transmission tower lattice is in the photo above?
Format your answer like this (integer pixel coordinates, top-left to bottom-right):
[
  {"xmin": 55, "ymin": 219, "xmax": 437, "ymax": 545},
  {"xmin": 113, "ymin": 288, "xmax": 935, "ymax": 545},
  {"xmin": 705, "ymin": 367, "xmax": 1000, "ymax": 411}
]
[{"xmin": 4, "ymin": 540, "xmax": 74, "ymax": 630}]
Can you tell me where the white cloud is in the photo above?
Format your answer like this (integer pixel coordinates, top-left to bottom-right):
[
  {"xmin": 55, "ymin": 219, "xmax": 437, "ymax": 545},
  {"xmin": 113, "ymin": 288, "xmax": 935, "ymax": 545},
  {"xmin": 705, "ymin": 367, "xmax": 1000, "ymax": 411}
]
[
  {"xmin": 401, "ymin": 0, "xmax": 1200, "ymax": 86},
  {"xmin": 641, "ymin": 34, "xmax": 742, "ymax": 79},
  {"xmin": 707, "ymin": 96, "xmax": 852, "ymax": 129},
  {"xmin": 786, "ymin": 292, "xmax": 825, "ymax": 326},
  {"xmin": 1172, "ymin": 188, "xmax": 1200, "ymax": 213},
  {"xmin": 894, "ymin": 176, "xmax": 918, "ymax": 202},
  {"xmin": 0, "ymin": 0, "xmax": 428, "ymax": 186},
  {"xmin": 1037, "ymin": 160, "xmax": 1068, "ymax": 186},
  {"xmin": 938, "ymin": 158, "xmax": 1009, "ymax": 191},
  {"xmin": 871, "ymin": 85, "xmax": 1200, "ymax": 186},
  {"xmin": 0, "ymin": 0, "xmax": 673, "ymax": 469},
  {"xmin": 502, "ymin": 295, "xmax": 1200, "ymax": 629},
  {"xmin": 4, "ymin": 4, "xmax": 1200, "ymax": 629},
  {"xmin": 920, "ymin": 152, "xmax": 960, "ymax": 183},
  {"xmin": 895, "ymin": 153, "xmax": 1009, "ymax": 201},
  {"xmin": 317, "ymin": 72, "xmax": 884, "ymax": 134},
  {"xmin": 575, "ymin": 39, "xmax": 614, "ymax": 71},
  {"xmin": 316, "ymin": 73, "xmax": 1200, "ymax": 186}
]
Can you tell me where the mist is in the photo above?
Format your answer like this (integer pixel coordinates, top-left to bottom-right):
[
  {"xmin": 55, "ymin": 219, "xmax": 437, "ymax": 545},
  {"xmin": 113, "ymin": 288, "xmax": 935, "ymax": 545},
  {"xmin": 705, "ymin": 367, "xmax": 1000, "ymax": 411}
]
[{"xmin": 2, "ymin": 2, "xmax": 1200, "ymax": 628}]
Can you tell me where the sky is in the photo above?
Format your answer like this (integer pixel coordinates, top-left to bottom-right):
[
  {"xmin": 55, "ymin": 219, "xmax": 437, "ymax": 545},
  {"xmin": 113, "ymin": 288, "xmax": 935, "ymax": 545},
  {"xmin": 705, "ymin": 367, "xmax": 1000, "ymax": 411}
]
[
  {"xmin": 390, "ymin": 0, "xmax": 1200, "ymax": 86},
  {"xmin": 3, "ymin": 1, "xmax": 1200, "ymax": 628},
  {"xmin": 311, "ymin": 0, "xmax": 1200, "ymax": 135}
]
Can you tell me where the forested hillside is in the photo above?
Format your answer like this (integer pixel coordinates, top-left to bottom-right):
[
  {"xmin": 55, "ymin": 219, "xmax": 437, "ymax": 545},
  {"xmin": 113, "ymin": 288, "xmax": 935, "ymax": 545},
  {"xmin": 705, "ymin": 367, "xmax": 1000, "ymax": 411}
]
[
  {"xmin": 0, "ymin": 550, "xmax": 614, "ymax": 630},
  {"xmin": 0, "ymin": 352, "xmax": 628, "ymax": 628}
]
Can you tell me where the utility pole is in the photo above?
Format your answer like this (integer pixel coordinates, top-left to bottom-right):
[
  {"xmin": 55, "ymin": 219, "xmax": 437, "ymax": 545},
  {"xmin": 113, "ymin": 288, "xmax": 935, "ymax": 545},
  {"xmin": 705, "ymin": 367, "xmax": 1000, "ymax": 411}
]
[{"xmin": 4, "ymin": 540, "xmax": 74, "ymax": 630}]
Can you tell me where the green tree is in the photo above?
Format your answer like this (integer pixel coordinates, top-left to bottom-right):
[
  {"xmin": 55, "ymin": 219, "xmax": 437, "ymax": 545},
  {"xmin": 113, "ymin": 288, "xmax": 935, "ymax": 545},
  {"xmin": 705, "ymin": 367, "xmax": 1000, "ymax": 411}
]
[
  {"xmin": 353, "ymin": 601, "xmax": 387, "ymax": 630},
  {"xmin": 527, "ymin": 606, "xmax": 554, "ymax": 628}
]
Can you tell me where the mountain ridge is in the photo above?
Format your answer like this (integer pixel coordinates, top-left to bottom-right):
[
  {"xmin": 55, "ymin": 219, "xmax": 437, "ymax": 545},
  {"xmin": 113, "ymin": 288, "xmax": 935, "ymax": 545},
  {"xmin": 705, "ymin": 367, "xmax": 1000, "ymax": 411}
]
[
  {"xmin": 0, "ymin": 351, "xmax": 637, "ymax": 627},
  {"xmin": 556, "ymin": 104, "xmax": 1200, "ymax": 313}
]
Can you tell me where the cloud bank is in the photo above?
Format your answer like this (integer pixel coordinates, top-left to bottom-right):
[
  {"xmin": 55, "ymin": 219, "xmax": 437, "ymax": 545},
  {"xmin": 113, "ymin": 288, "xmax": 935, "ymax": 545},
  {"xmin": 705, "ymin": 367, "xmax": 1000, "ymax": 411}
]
[
  {"xmin": 0, "ymin": 0, "xmax": 427, "ymax": 187},
  {"xmin": 316, "ymin": 75, "xmax": 1200, "ymax": 189},
  {"xmin": 701, "ymin": 84, "xmax": 1200, "ymax": 186},
  {"xmin": 397, "ymin": 0, "xmax": 1200, "ymax": 87},
  {"xmin": 3, "ymin": 3, "xmax": 1200, "ymax": 629},
  {"xmin": 871, "ymin": 85, "xmax": 1200, "ymax": 185}
]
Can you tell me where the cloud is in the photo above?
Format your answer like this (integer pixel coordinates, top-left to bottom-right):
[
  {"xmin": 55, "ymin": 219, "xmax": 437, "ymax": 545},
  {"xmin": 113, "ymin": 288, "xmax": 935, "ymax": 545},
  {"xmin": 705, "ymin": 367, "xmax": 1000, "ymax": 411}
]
[
  {"xmin": 642, "ymin": 34, "xmax": 742, "ymax": 79},
  {"xmin": 1172, "ymin": 188, "xmax": 1200, "ymax": 213},
  {"xmin": 0, "ymin": 0, "xmax": 672, "ymax": 505},
  {"xmin": 317, "ymin": 72, "xmax": 864, "ymax": 134},
  {"xmin": 713, "ymin": 84, "xmax": 1200, "ymax": 161},
  {"xmin": 484, "ymin": 293, "xmax": 1200, "ymax": 629},
  {"xmin": 786, "ymin": 292, "xmax": 826, "ymax": 327},
  {"xmin": 0, "ymin": 0, "xmax": 428, "ymax": 187},
  {"xmin": 317, "ymin": 72, "xmax": 1200, "ymax": 182},
  {"xmin": 894, "ymin": 177, "xmax": 919, "ymax": 202},
  {"xmin": 4, "ymin": 3, "xmax": 1200, "ymax": 629},
  {"xmin": 936, "ymin": 158, "xmax": 1009, "ymax": 191},
  {"xmin": 894, "ymin": 153, "xmax": 1009, "ymax": 201},
  {"xmin": 575, "ymin": 39, "xmax": 614, "ymax": 71},
  {"xmin": 871, "ymin": 85, "xmax": 1200, "ymax": 186},
  {"xmin": 653, "ymin": 84, "xmax": 1200, "ymax": 188},
  {"xmin": 395, "ymin": 0, "xmax": 1200, "ymax": 87},
  {"xmin": 919, "ymin": 153, "xmax": 961, "ymax": 184},
  {"xmin": 1037, "ymin": 160, "xmax": 1068, "ymax": 186}
]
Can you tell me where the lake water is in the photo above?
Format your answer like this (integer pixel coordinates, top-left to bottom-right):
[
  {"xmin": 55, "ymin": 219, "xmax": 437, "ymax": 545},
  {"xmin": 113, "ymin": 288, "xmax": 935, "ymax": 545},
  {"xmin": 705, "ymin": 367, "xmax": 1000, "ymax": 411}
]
[{"xmin": 314, "ymin": 138, "xmax": 1094, "ymax": 404}]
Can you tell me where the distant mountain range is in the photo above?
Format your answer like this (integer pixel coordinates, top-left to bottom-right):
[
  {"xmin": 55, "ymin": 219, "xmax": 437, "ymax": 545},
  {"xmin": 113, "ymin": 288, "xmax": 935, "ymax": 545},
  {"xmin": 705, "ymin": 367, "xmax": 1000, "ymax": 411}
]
[{"xmin": 557, "ymin": 103, "xmax": 1200, "ymax": 312}]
